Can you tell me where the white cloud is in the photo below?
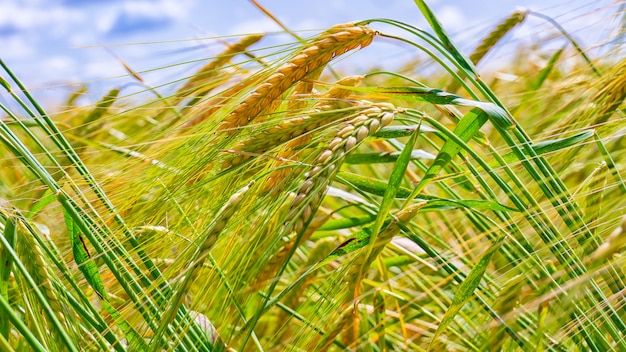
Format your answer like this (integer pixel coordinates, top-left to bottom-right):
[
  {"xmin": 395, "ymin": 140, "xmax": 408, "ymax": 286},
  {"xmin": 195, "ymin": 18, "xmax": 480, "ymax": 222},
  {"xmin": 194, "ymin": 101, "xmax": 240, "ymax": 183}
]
[
  {"xmin": 95, "ymin": 9, "xmax": 119, "ymax": 34},
  {"xmin": 436, "ymin": 5, "xmax": 466, "ymax": 32},
  {"xmin": 82, "ymin": 59, "xmax": 126, "ymax": 81},
  {"xmin": 228, "ymin": 18, "xmax": 283, "ymax": 36},
  {"xmin": 0, "ymin": 1, "xmax": 85, "ymax": 35},
  {"xmin": 2, "ymin": 37, "xmax": 35, "ymax": 60},
  {"xmin": 121, "ymin": 0, "xmax": 192, "ymax": 21},
  {"xmin": 43, "ymin": 55, "xmax": 76, "ymax": 73}
]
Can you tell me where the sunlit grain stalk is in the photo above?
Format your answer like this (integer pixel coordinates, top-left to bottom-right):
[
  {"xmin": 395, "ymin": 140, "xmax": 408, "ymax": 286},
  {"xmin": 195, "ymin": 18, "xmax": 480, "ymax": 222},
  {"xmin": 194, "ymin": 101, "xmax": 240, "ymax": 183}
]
[
  {"xmin": 8, "ymin": 217, "xmax": 68, "ymax": 349},
  {"xmin": 217, "ymin": 24, "xmax": 376, "ymax": 134},
  {"xmin": 181, "ymin": 24, "xmax": 374, "ymax": 131},
  {"xmin": 150, "ymin": 181, "xmax": 254, "ymax": 350},
  {"xmin": 219, "ymin": 79, "xmax": 366, "ymax": 180},
  {"xmin": 255, "ymin": 75, "xmax": 366, "ymax": 184},
  {"xmin": 176, "ymin": 34, "xmax": 264, "ymax": 101},
  {"xmin": 590, "ymin": 59, "xmax": 626, "ymax": 125},
  {"xmin": 256, "ymin": 104, "xmax": 396, "ymax": 285},
  {"xmin": 318, "ymin": 201, "xmax": 426, "ymax": 348},
  {"xmin": 469, "ymin": 10, "xmax": 527, "ymax": 65}
]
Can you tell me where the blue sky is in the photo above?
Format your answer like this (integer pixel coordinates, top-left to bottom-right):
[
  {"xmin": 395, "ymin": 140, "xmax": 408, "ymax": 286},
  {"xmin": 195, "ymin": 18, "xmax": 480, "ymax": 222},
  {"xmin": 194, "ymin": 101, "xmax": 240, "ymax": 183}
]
[{"xmin": 0, "ymin": 0, "xmax": 621, "ymax": 106}]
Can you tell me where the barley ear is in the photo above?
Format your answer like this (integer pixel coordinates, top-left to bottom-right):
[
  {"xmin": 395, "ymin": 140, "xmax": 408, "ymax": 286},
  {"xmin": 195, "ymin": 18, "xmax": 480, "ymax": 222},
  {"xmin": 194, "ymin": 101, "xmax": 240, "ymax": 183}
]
[
  {"xmin": 177, "ymin": 34, "xmax": 264, "ymax": 100},
  {"xmin": 218, "ymin": 24, "xmax": 377, "ymax": 134},
  {"xmin": 469, "ymin": 10, "xmax": 527, "ymax": 65}
]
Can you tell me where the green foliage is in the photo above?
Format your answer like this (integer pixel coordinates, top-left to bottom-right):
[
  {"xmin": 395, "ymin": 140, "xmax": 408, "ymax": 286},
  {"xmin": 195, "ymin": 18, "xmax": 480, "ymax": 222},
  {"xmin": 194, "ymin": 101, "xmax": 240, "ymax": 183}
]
[{"xmin": 0, "ymin": 1, "xmax": 625, "ymax": 351}]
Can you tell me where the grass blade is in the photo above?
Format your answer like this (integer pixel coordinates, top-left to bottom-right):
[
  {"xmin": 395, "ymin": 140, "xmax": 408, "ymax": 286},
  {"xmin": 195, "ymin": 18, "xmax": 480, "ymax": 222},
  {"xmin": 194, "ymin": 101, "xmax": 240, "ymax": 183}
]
[{"xmin": 428, "ymin": 235, "xmax": 506, "ymax": 349}]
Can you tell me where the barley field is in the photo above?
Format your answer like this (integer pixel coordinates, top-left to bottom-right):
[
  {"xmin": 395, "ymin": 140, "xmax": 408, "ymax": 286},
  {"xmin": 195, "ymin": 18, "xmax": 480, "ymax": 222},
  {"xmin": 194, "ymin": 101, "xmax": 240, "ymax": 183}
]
[{"xmin": 1, "ymin": 1, "xmax": 625, "ymax": 351}]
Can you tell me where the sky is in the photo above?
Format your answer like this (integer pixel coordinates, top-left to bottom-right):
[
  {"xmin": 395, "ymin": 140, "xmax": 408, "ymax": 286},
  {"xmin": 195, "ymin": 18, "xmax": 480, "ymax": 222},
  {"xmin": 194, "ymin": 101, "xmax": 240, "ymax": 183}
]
[{"xmin": 0, "ymin": 0, "xmax": 622, "ymax": 106}]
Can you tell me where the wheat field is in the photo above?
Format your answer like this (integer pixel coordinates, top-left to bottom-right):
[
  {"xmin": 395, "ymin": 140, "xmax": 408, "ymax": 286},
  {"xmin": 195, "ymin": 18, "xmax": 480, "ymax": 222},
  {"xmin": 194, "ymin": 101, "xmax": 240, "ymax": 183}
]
[{"xmin": 1, "ymin": 1, "xmax": 625, "ymax": 351}]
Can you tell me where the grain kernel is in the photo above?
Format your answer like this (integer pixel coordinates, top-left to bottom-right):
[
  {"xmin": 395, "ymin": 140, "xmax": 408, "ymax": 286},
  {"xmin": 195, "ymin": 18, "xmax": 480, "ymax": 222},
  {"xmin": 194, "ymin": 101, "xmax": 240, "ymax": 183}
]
[
  {"xmin": 233, "ymin": 102, "xmax": 249, "ymax": 115},
  {"xmin": 300, "ymin": 45, "xmax": 320, "ymax": 58},
  {"xmin": 317, "ymin": 37, "xmax": 338, "ymax": 49},
  {"xmin": 294, "ymin": 218, "xmax": 305, "ymax": 233},
  {"xmin": 299, "ymin": 180, "xmax": 314, "ymax": 194},
  {"xmin": 349, "ymin": 114, "xmax": 368, "ymax": 126},
  {"xmin": 317, "ymin": 150, "xmax": 333, "ymax": 164},
  {"xmin": 302, "ymin": 205, "xmax": 312, "ymax": 221},
  {"xmin": 254, "ymin": 82, "xmax": 273, "ymax": 95},
  {"xmin": 368, "ymin": 119, "xmax": 381, "ymax": 133},
  {"xmin": 356, "ymin": 125, "xmax": 369, "ymax": 142},
  {"xmin": 266, "ymin": 72, "xmax": 285, "ymax": 86},
  {"xmin": 331, "ymin": 31, "xmax": 353, "ymax": 42},
  {"xmin": 376, "ymin": 102, "xmax": 396, "ymax": 110},
  {"xmin": 338, "ymin": 125, "xmax": 355, "ymax": 138},
  {"xmin": 292, "ymin": 193, "xmax": 307, "ymax": 207},
  {"xmin": 212, "ymin": 219, "xmax": 227, "ymax": 234},
  {"xmin": 360, "ymin": 107, "xmax": 382, "ymax": 115},
  {"xmin": 344, "ymin": 136, "xmax": 357, "ymax": 150},
  {"xmin": 381, "ymin": 112, "xmax": 394, "ymax": 126},
  {"xmin": 307, "ymin": 166, "xmax": 322, "ymax": 178},
  {"xmin": 279, "ymin": 63, "xmax": 299, "ymax": 75},
  {"xmin": 328, "ymin": 137, "xmax": 343, "ymax": 150},
  {"xmin": 291, "ymin": 54, "xmax": 309, "ymax": 66}
]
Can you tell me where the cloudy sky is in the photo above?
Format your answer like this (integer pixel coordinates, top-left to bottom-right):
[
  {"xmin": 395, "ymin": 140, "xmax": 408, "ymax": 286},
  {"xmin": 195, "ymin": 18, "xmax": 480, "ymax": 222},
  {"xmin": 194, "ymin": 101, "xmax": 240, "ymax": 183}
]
[{"xmin": 0, "ymin": 0, "xmax": 621, "ymax": 105}]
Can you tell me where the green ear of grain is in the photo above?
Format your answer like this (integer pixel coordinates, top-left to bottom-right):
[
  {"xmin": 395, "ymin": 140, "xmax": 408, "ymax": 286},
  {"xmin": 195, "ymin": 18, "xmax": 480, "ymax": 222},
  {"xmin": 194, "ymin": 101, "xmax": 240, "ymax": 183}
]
[
  {"xmin": 594, "ymin": 133, "xmax": 626, "ymax": 194},
  {"xmin": 65, "ymin": 85, "xmax": 88, "ymax": 107},
  {"xmin": 0, "ymin": 215, "xmax": 17, "ymax": 340},
  {"xmin": 0, "ymin": 221, "xmax": 78, "ymax": 352},
  {"xmin": 84, "ymin": 88, "xmax": 120, "ymax": 125},
  {"xmin": 0, "ymin": 294, "xmax": 47, "ymax": 352},
  {"xmin": 373, "ymin": 289, "xmax": 386, "ymax": 351},
  {"xmin": 428, "ymin": 236, "xmax": 506, "ymax": 350},
  {"xmin": 469, "ymin": 10, "xmax": 527, "ymax": 65}
]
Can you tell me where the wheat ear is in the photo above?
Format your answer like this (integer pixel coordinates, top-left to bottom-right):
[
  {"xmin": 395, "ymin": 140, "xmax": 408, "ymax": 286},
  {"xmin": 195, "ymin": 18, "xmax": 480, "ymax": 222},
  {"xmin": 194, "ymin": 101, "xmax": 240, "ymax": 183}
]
[
  {"xmin": 224, "ymin": 75, "xmax": 365, "ymax": 170},
  {"xmin": 157, "ymin": 181, "xmax": 255, "ymax": 339},
  {"xmin": 257, "ymin": 104, "xmax": 396, "ymax": 284},
  {"xmin": 177, "ymin": 34, "xmax": 264, "ymax": 99},
  {"xmin": 469, "ymin": 10, "xmax": 527, "ymax": 65},
  {"xmin": 217, "ymin": 24, "xmax": 376, "ymax": 134},
  {"xmin": 246, "ymin": 75, "xmax": 366, "ymax": 183}
]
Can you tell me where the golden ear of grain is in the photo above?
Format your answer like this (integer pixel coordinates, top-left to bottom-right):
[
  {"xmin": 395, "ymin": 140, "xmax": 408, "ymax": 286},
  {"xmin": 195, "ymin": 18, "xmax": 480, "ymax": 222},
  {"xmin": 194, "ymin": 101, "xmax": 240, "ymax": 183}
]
[
  {"xmin": 255, "ymin": 105, "xmax": 396, "ymax": 285},
  {"xmin": 222, "ymin": 75, "xmax": 367, "ymax": 170},
  {"xmin": 180, "ymin": 72, "xmax": 266, "ymax": 130},
  {"xmin": 217, "ymin": 24, "xmax": 376, "ymax": 134},
  {"xmin": 315, "ymin": 306, "xmax": 355, "ymax": 350},
  {"xmin": 177, "ymin": 34, "xmax": 264, "ymax": 99},
  {"xmin": 591, "ymin": 59, "xmax": 626, "ymax": 124}
]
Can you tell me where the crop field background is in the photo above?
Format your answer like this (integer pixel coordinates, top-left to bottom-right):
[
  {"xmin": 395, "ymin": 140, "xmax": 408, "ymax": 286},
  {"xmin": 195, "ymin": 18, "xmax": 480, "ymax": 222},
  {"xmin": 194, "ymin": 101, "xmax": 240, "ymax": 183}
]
[{"xmin": 0, "ymin": 0, "xmax": 625, "ymax": 351}]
